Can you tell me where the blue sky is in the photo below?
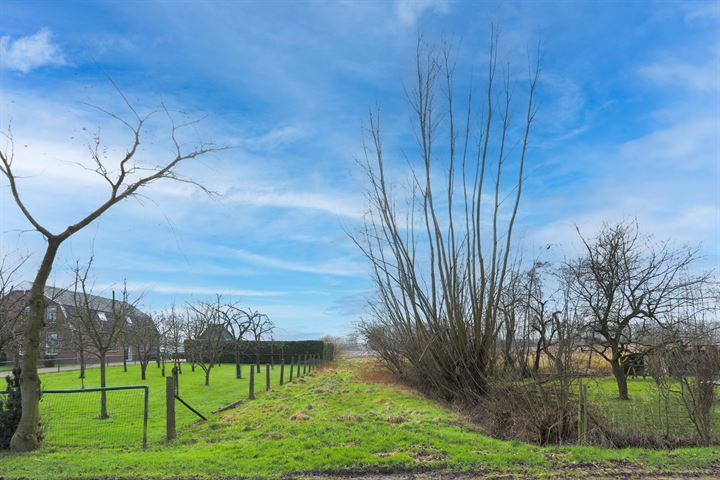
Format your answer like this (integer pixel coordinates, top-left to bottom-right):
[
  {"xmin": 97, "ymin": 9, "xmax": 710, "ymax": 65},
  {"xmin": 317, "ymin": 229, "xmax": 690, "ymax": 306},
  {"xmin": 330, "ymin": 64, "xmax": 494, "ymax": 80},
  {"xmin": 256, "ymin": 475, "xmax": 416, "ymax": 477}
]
[{"xmin": 1, "ymin": 0, "xmax": 718, "ymax": 338}]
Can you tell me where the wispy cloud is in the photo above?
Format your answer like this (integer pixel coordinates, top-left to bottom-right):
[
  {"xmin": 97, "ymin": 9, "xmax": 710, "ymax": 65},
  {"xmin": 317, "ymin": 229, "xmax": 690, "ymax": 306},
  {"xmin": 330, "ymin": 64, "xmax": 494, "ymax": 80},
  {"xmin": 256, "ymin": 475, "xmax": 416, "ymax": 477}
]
[
  {"xmin": 226, "ymin": 188, "xmax": 363, "ymax": 219},
  {"xmin": 96, "ymin": 281, "xmax": 285, "ymax": 298},
  {"xmin": 638, "ymin": 60, "xmax": 719, "ymax": 93},
  {"xmin": 226, "ymin": 248, "xmax": 365, "ymax": 277},
  {"xmin": 393, "ymin": 0, "xmax": 451, "ymax": 27},
  {"xmin": 0, "ymin": 29, "xmax": 66, "ymax": 73}
]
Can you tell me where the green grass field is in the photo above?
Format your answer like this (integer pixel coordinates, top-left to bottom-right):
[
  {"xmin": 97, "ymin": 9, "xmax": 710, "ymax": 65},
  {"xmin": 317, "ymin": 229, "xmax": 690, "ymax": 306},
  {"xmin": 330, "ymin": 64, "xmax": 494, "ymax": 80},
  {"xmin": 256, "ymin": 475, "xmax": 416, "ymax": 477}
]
[
  {"xmin": 35, "ymin": 361, "xmax": 286, "ymax": 447},
  {"xmin": 581, "ymin": 376, "xmax": 720, "ymax": 440},
  {"xmin": 0, "ymin": 359, "xmax": 718, "ymax": 479}
]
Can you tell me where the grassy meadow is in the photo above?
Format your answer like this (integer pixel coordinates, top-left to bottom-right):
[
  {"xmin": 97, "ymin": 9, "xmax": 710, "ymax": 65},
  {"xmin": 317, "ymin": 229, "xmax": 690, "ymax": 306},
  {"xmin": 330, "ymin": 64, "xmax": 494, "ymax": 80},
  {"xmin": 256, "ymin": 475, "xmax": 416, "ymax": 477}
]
[
  {"xmin": 36, "ymin": 361, "xmax": 288, "ymax": 446},
  {"xmin": 0, "ymin": 359, "xmax": 718, "ymax": 479}
]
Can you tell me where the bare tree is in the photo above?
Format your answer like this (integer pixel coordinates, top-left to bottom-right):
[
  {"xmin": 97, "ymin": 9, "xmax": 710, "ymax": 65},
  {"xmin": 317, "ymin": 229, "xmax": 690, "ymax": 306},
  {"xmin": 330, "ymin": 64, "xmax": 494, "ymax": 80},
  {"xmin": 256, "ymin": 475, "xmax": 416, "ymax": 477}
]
[
  {"xmin": 565, "ymin": 221, "xmax": 708, "ymax": 400},
  {"xmin": 246, "ymin": 310, "xmax": 274, "ymax": 373},
  {"xmin": 129, "ymin": 312, "xmax": 161, "ymax": 381},
  {"xmin": 158, "ymin": 305, "xmax": 185, "ymax": 374},
  {"xmin": 1, "ymin": 91, "xmax": 222, "ymax": 451},
  {"xmin": 221, "ymin": 304, "xmax": 250, "ymax": 379},
  {"xmin": 0, "ymin": 254, "xmax": 28, "ymax": 359},
  {"xmin": 64, "ymin": 308, "xmax": 90, "ymax": 385},
  {"xmin": 356, "ymin": 31, "xmax": 540, "ymax": 400},
  {"xmin": 70, "ymin": 258, "xmax": 140, "ymax": 419},
  {"xmin": 187, "ymin": 297, "xmax": 229, "ymax": 386}
]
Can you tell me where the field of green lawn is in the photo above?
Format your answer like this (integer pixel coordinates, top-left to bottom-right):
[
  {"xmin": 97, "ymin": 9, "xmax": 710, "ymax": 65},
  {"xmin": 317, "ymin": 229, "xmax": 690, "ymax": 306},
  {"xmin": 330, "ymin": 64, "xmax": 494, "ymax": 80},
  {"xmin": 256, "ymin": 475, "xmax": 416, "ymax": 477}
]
[
  {"xmin": 37, "ymin": 360, "xmax": 288, "ymax": 447},
  {"xmin": 581, "ymin": 375, "xmax": 720, "ymax": 440},
  {"xmin": 0, "ymin": 359, "xmax": 718, "ymax": 479}
]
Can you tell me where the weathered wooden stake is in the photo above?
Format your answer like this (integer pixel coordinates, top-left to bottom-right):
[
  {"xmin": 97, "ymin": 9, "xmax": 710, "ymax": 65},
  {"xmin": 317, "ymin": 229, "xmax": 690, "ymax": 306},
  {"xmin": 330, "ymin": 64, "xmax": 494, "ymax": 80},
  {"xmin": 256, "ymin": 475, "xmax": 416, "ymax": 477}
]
[
  {"xmin": 280, "ymin": 359, "xmax": 285, "ymax": 386},
  {"xmin": 172, "ymin": 366, "xmax": 179, "ymax": 396},
  {"xmin": 249, "ymin": 364, "xmax": 255, "ymax": 400},
  {"xmin": 303, "ymin": 355, "xmax": 307, "ymax": 375},
  {"xmin": 265, "ymin": 364, "xmax": 271, "ymax": 391},
  {"xmin": 166, "ymin": 376, "xmax": 176, "ymax": 441},
  {"xmin": 289, "ymin": 356, "xmax": 294, "ymax": 382}
]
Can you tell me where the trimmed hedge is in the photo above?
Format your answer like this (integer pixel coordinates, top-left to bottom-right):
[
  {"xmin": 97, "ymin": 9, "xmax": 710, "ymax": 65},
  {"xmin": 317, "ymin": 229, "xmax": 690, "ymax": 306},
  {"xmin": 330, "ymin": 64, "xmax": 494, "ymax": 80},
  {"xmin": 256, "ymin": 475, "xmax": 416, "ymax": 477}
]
[{"xmin": 186, "ymin": 340, "xmax": 334, "ymax": 364}]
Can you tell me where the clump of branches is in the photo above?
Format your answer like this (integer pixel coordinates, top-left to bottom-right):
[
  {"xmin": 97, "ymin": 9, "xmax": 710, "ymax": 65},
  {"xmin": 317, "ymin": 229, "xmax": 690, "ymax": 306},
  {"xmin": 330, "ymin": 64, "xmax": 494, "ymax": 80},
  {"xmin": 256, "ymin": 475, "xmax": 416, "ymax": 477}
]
[{"xmin": 356, "ymin": 31, "xmax": 540, "ymax": 402}]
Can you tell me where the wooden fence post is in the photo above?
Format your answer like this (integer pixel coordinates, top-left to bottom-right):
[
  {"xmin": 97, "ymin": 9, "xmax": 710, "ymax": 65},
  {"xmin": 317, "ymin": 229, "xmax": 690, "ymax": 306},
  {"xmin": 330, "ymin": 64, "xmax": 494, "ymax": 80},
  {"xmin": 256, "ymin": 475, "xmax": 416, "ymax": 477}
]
[
  {"xmin": 303, "ymin": 355, "xmax": 307, "ymax": 375},
  {"xmin": 249, "ymin": 364, "xmax": 255, "ymax": 400},
  {"xmin": 280, "ymin": 358, "xmax": 285, "ymax": 386},
  {"xmin": 265, "ymin": 363, "xmax": 271, "ymax": 391},
  {"xmin": 289, "ymin": 356, "xmax": 294, "ymax": 382},
  {"xmin": 172, "ymin": 366, "xmax": 179, "ymax": 396},
  {"xmin": 166, "ymin": 376, "xmax": 176, "ymax": 441},
  {"xmin": 578, "ymin": 381, "xmax": 587, "ymax": 445}
]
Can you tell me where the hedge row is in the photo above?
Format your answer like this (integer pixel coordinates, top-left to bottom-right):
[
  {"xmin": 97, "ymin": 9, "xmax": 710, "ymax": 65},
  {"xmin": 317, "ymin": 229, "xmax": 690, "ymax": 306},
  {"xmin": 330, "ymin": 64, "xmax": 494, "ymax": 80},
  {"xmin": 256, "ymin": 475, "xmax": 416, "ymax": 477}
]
[{"xmin": 186, "ymin": 340, "xmax": 334, "ymax": 364}]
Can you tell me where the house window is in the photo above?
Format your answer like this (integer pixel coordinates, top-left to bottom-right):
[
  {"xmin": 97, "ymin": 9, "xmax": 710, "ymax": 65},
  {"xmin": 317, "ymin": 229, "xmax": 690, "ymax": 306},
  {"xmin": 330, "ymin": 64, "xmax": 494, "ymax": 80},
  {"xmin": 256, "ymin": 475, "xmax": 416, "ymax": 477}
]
[
  {"xmin": 98, "ymin": 312, "xmax": 107, "ymax": 322},
  {"xmin": 46, "ymin": 333, "xmax": 59, "ymax": 356},
  {"xmin": 47, "ymin": 306, "xmax": 57, "ymax": 323}
]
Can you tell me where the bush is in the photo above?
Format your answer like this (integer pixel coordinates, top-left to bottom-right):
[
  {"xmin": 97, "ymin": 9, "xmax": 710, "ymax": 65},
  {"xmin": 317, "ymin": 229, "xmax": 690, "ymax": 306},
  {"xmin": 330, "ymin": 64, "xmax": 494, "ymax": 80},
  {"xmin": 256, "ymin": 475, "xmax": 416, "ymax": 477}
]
[
  {"xmin": 0, "ymin": 368, "xmax": 23, "ymax": 450},
  {"xmin": 42, "ymin": 356, "xmax": 56, "ymax": 368}
]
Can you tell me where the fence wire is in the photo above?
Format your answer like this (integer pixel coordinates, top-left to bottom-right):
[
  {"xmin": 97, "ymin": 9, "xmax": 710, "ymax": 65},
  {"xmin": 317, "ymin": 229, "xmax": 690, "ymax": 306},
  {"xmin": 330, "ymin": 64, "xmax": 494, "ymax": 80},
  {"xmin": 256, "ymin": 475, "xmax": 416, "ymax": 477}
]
[
  {"xmin": 1, "ymin": 386, "xmax": 148, "ymax": 449},
  {"xmin": 584, "ymin": 379, "xmax": 719, "ymax": 446}
]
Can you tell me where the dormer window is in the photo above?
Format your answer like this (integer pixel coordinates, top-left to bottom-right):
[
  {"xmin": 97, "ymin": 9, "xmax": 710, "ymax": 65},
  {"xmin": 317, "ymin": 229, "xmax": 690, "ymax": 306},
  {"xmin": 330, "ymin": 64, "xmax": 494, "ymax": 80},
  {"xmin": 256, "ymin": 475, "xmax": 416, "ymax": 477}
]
[{"xmin": 47, "ymin": 306, "xmax": 57, "ymax": 323}]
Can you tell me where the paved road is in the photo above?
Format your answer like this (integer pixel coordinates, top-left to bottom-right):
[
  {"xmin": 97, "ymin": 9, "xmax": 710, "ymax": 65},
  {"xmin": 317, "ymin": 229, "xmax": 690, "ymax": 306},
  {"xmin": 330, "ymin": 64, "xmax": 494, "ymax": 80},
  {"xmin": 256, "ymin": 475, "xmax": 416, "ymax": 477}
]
[{"xmin": 37, "ymin": 361, "xmax": 128, "ymax": 374}]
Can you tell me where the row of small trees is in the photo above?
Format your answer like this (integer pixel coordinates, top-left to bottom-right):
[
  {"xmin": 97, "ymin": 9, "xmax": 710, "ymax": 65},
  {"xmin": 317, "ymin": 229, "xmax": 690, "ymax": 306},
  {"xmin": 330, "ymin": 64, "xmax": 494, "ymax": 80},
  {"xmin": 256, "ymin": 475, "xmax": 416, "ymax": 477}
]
[{"xmin": 0, "ymin": 257, "xmax": 276, "ymax": 390}]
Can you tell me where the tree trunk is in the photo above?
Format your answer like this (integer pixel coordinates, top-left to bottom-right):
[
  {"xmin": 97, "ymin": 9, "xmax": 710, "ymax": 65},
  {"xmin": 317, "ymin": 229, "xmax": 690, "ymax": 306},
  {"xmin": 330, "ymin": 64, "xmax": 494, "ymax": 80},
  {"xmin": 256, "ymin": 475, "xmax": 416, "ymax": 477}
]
[
  {"xmin": 10, "ymin": 240, "xmax": 60, "ymax": 452},
  {"xmin": 611, "ymin": 358, "xmax": 629, "ymax": 400},
  {"xmin": 141, "ymin": 361, "xmax": 147, "ymax": 380},
  {"xmin": 122, "ymin": 344, "xmax": 127, "ymax": 372},
  {"xmin": 100, "ymin": 353, "xmax": 109, "ymax": 418},
  {"xmin": 79, "ymin": 345, "xmax": 86, "ymax": 381},
  {"xmin": 204, "ymin": 368, "xmax": 210, "ymax": 386},
  {"xmin": 235, "ymin": 349, "xmax": 241, "ymax": 379},
  {"xmin": 533, "ymin": 338, "xmax": 543, "ymax": 373}
]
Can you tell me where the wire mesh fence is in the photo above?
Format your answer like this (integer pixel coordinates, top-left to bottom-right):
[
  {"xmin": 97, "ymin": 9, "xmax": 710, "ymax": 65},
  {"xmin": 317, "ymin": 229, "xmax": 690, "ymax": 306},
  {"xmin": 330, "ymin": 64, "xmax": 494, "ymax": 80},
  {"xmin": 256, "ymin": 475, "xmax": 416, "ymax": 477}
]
[
  {"xmin": 0, "ymin": 386, "xmax": 148, "ymax": 449},
  {"xmin": 0, "ymin": 354, "xmax": 325, "ymax": 449},
  {"xmin": 583, "ymin": 378, "xmax": 720, "ymax": 446}
]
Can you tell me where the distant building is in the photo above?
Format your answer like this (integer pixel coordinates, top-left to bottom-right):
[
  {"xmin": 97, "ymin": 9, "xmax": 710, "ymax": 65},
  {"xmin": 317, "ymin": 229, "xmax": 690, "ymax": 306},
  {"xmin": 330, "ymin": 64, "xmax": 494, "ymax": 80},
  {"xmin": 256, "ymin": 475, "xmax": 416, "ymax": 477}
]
[{"xmin": 1, "ymin": 286, "xmax": 154, "ymax": 366}]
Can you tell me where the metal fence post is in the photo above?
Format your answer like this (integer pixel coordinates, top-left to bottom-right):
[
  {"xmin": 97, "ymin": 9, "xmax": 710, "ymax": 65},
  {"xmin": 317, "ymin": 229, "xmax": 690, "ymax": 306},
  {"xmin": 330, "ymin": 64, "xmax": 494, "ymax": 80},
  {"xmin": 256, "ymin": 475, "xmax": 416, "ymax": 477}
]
[
  {"xmin": 166, "ymin": 376, "xmax": 176, "ymax": 441},
  {"xmin": 143, "ymin": 386, "xmax": 149, "ymax": 449}
]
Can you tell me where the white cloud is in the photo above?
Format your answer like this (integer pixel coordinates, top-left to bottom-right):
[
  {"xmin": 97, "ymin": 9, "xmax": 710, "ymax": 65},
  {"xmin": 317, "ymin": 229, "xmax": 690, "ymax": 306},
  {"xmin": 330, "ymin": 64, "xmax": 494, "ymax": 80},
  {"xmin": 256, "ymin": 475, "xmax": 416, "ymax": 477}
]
[
  {"xmin": 0, "ymin": 29, "xmax": 66, "ymax": 73},
  {"xmin": 226, "ymin": 188, "xmax": 363, "ymax": 219},
  {"xmin": 226, "ymin": 248, "xmax": 365, "ymax": 277},
  {"xmin": 393, "ymin": 0, "xmax": 450, "ymax": 27},
  {"xmin": 638, "ymin": 60, "xmax": 719, "ymax": 93},
  {"xmin": 96, "ymin": 281, "xmax": 285, "ymax": 298},
  {"xmin": 619, "ymin": 116, "xmax": 718, "ymax": 169},
  {"xmin": 682, "ymin": 2, "xmax": 720, "ymax": 23}
]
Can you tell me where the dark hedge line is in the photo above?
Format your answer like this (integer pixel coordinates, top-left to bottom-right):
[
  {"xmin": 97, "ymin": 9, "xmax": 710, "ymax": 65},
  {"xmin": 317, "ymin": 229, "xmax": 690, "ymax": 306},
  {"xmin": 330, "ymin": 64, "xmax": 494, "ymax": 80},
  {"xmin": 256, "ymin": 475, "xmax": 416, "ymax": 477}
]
[{"xmin": 186, "ymin": 340, "xmax": 334, "ymax": 364}]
